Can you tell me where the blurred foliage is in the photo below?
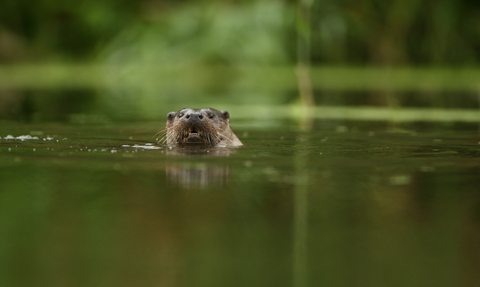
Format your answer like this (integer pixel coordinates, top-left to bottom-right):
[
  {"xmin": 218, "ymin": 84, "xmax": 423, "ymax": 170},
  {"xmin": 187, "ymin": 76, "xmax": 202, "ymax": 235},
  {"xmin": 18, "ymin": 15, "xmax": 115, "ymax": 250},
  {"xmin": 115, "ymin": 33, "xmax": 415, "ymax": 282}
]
[
  {"xmin": 0, "ymin": 0, "xmax": 141, "ymax": 62},
  {"xmin": 1, "ymin": 0, "xmax": 480, "ymax": 65},
  {"xmin": 1, "ymin": 0, "xmax": 480, "ymax": 121},
  {"xmin": 101, "ymin": 1, "xmax": 291, "ymax": 66}
]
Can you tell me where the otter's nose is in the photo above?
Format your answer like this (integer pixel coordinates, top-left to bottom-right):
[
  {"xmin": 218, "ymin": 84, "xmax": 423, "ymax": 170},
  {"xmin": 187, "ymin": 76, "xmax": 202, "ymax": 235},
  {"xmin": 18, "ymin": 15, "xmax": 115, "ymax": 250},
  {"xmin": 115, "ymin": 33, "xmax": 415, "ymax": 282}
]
[{"xmin": 185, "ymin": 113, "xmax": 204, "ymax": 121}]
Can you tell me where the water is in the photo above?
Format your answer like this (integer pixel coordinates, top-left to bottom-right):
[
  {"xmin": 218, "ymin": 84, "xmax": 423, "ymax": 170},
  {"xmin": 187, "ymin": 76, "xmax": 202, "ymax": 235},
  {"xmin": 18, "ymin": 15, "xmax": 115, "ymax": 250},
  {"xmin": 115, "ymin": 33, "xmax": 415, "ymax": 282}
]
[{"xmin": 0, "ymin": 119, "xmax": 479, "ymax": 287}]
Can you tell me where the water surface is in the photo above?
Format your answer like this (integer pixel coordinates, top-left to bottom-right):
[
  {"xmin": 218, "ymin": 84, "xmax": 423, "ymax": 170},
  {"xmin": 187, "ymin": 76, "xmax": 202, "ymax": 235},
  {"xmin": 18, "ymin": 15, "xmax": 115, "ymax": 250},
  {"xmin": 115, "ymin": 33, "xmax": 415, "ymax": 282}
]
[{"xmin": 0, "ymin": 120, "xmax": 479, "ymax": 287}]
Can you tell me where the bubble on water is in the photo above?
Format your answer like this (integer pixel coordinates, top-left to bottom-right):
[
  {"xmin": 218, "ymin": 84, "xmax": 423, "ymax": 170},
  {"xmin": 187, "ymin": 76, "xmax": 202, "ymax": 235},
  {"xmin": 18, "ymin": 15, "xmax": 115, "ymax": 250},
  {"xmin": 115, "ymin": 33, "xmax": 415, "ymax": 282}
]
[
  {"xmin": 5, "ymin": 135, "xmax": 15, "ymax": 140},
  {"xmin": 111, "ymin": 149, "xmax": 117, "ymax": 153},
  {"xmin": 8, "ymin": 148, "xmax": 11, "ymax": 151},
  {"xmin": 130, "ymin": 144, "xmax": 161, "ymax": 150},
  {"xmin": 121, "ymin": 145, "xmax": 130, "ymax": 147},
  {"xmin": 33, "ymin": 148, "xmax": 36, "ymax": 151},
  {"xmin": 17, "ymin": 135, "xmax": 35, "ymax": 141}
]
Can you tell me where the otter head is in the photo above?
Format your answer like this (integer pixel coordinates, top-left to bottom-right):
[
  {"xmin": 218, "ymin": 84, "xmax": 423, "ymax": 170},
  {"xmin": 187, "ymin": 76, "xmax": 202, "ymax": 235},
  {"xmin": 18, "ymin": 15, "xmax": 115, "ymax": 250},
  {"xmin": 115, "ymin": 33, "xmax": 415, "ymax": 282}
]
[{"xmin": 165, "ymin": 108, "xmax": 242, "ymax": 146}]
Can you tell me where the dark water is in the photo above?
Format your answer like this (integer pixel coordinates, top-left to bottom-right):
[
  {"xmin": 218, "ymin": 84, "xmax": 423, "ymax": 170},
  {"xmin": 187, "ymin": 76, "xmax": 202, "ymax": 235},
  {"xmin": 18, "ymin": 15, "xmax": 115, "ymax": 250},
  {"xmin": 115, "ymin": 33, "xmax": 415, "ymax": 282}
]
[{"xmin": 1, "ymin": 120, "xmax": 479, "ymax": 287}]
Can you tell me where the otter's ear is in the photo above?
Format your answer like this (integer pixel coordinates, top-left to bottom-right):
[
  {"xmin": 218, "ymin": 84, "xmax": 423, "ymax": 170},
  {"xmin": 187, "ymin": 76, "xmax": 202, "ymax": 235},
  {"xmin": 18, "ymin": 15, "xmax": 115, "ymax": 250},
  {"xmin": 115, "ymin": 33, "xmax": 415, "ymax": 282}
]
[
  {"xmin": 220, "ymin": 110, "xmax": 230, "ymax": 121},
  {"xmin": 167, "ymin": 112, "xmax": 176, "ymax": 123}
]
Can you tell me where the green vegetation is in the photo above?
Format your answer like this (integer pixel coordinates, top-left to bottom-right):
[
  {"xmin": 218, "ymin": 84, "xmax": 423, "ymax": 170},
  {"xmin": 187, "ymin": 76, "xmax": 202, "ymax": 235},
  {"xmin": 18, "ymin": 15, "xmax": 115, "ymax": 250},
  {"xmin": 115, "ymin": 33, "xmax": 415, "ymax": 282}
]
[
  {"xmin": 1, "ymin": 0, "xmax": 480, "ymax": 121},
  {"xmin": 2, "ymin": 0, "xmax": 480, "ymax": 66}
]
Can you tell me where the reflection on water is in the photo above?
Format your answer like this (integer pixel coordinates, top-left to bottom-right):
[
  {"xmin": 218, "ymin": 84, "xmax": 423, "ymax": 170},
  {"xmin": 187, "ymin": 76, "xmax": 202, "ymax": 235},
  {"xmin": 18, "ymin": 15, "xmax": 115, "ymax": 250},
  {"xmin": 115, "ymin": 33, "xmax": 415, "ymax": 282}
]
[
  {"xmin": 166, "ymin": 163, "xmax": 229, "ymax": 189},
  {"xmin": 0, "ymin": 120, "xmax": 480, "ymax": 286},
  {"xmin": 165, "ymin": 145, "xmax": 235, "ymax": 188}
]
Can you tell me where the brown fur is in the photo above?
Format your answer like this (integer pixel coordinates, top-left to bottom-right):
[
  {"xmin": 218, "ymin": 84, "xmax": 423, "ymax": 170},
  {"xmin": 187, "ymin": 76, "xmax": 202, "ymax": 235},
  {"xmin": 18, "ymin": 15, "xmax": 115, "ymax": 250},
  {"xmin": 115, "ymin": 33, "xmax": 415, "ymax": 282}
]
[{"xmin": 156, "ymin": 108, "xmax": 242, "ymax": 147}]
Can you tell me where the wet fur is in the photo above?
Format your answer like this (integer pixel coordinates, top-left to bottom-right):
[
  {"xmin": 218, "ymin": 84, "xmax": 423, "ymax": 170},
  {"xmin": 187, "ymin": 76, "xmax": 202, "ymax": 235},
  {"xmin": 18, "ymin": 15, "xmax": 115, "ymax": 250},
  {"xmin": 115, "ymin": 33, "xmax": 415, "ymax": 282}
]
[{"xmin": 156, "ymin": 108, "xmax": 242, "ymax": 147}]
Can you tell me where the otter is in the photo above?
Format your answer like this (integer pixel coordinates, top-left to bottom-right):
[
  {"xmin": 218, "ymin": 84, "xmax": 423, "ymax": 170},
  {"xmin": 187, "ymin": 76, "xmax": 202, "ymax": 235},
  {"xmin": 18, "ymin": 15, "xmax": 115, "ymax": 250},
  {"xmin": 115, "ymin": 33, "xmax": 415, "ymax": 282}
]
[{"xmin": 157, "ymin": 108, "xmax": 242, "ymax": 147}]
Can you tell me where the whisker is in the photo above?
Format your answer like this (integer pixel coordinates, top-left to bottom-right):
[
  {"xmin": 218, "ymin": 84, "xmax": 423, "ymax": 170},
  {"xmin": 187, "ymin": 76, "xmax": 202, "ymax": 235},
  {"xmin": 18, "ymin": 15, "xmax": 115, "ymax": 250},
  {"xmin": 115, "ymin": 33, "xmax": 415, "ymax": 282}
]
[
  {"xmin": 216, "ymin": 130, "xmax": 234, "ymax": 144},
  {"xmin": 157, "ymin": 133, "xmax": 168, "ymax": 145},
  {"xmin": 154, "ymin": 128, "xmax": 167, "ymax": 138}
]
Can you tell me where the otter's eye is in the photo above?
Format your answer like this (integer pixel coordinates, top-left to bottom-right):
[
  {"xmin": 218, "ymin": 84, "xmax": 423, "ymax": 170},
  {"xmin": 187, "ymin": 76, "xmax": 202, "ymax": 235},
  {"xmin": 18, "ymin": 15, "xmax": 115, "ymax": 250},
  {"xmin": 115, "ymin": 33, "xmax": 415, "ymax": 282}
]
[
  {"xmin": 208, "ymin": 113, "xmax": 214, "ymax": 119},
  {"xmin": 178, "ymin": 113, "xmax": 184, "ymax": 118}
]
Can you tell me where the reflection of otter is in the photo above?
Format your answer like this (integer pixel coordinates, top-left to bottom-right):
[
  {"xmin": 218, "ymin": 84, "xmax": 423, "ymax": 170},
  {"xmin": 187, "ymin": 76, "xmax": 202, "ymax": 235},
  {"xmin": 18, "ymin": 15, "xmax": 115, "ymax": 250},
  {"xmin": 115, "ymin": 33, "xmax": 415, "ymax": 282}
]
[
  {"xmin": 167, "ymin": 163, "xmax": 229, "ymax": 189},
  {"xmin": 159, "ymin": 108, "xmax": 242, "ymax": 147},
  {"xmin": 165, "ymin": 146, "xmax": 234, "ymax": 188}
]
